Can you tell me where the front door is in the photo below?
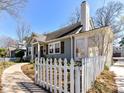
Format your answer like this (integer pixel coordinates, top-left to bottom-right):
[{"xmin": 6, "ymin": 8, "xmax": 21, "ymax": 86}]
[{"xmin": 40, "ymin": 46, "xmax": 44, "ymax": 57}]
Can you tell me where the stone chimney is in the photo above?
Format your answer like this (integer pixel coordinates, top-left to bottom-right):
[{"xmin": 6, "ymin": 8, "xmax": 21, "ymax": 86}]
[{"xmin": 81, "ymin": 1, "xmax": 90, "ymax": 31}]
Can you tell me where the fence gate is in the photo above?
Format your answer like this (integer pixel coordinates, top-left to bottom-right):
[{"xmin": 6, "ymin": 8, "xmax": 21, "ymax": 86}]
[{"xmin": 35, "ymin": 56, "xmax": 105, "ymax": 93}]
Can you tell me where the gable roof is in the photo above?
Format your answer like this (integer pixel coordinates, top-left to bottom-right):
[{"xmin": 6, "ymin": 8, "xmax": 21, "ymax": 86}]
[
  {"xmin": 28, "ymin": 21, "xmax": 95, "ymax": 44},
  {"xmin": 27, "ymin": 33, "xmax": 46, "ymax": 44},
  {"xmin": 33, "ymin": 34, "xmax": 46, "ymax": 42},
  {"xmin": 45, "ymin": 22, "xmax": 82, "ymax": 41}
]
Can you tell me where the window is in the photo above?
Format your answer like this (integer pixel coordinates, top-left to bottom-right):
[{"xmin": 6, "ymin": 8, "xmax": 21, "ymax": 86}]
[
  {"xmin": 55, "ymin": 43, "xmax": 60, "ymax": 53},
  {"xmin": 48, "ymin": 42, "xmax": 61, "ymax": 54},
  {"xmin": 49, "ymin": 44, "xmax": 54, "ymax": 54}
]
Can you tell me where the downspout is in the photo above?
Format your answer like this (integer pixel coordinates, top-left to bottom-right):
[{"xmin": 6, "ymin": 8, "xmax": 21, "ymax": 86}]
[{"xmin": 70, "ymin": 36, "xmax": 73, "ymax": 59}]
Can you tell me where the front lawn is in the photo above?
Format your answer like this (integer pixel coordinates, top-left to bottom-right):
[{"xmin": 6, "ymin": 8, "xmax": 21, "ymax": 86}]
[{"xmin": 0, "ymin": 62, "xmax": 16, "ymax": 92}]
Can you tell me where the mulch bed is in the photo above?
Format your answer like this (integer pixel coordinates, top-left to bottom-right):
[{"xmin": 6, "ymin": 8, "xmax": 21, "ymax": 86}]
[
  {"xmin": 21, "ymin": 63, "xmax": 35, "ymax": 81},
  {"xmin": 87, "ymin": 70, "xmax": 117, "ymax": 93}
]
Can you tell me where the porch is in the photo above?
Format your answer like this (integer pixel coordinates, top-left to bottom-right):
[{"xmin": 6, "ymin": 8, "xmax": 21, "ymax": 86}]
[{"xmin": 31, "ymin": 42, "xmax": 46, "ymax": 60}]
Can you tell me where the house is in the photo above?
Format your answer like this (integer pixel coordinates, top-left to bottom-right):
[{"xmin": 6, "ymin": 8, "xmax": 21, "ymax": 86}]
[
  {"xmin": 113, "ymin": 46, "xmax": 124, "ymax": 57},
  {"xmin": 26, "ymin": 1, "xmax": 113, "ymax": 66},
  {"xmin": 7, "ymin": 46, "xmax": 16, "ymax": 57},
  {"xmin": 113, "ymin": 46, "xmax": 121, "ymax": 57},
  {"xmin": 7, "ymin": 40, "xmax": 27, "ymax": 59}
]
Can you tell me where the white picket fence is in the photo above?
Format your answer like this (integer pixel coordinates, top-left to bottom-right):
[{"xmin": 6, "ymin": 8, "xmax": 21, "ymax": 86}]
[{"xmin": 35, "ymin": 56, "xmax": 106, "ymax": 93}]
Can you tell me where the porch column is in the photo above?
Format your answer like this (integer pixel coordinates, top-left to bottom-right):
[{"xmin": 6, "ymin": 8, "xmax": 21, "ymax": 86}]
[
  {"xmin": 38, "ymin": 43, "xmax": 40, "ymax": 59},
  {"xmin": 31, "ymin": 45, "xmax": 34, "ymax": 60},
  {"xmin": 71, "ymin": 36, "xmax": 73, "ymax": 58}
]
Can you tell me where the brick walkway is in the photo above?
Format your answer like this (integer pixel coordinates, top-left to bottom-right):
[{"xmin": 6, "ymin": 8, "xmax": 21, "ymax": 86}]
[{"xmin": 1, "ymin": 63, "xmax": 48, "ymax": 93}]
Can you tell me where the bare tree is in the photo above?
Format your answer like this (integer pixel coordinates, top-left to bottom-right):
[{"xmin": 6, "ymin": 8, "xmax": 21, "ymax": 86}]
[
  {"xmin": 0, "ymin": 0, "xmax": 27, "ymax": 17},
  {"xmin": 68, "ymin": 7, "xmax": 80, "ymax": 24},
  {"xmin": 0, "ymin": 36, "xmax": 17, "ymax": 48},
  {"xmin": 95, "ymin": 1, "xmax": 124, "ymax": 34},
  {"xmin": 16, "ymin": 23, "xmax": 31, "ymax": 42},
  {"xmin": 88, "ymin": 28, "xmax": 113, "ymax": 65}
]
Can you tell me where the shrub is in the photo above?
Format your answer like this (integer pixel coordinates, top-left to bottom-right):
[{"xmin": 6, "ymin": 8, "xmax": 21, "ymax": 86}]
[
  {"xmin": 15, "ymin": 49, "xmax": 25, "ymax": 62},
  {"xmin": 0, "ymin": 48, "xmax": 7, "ymax": 57}
]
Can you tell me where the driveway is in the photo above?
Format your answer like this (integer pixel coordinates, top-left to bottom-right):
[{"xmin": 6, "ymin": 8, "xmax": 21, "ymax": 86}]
[
  {"xmin": 1, "ymin": 63, "xmax": 48, "ymax": 93},
  {"xmin": 110, "ymin": 61, "xmax": 124, "ymax": 93}
]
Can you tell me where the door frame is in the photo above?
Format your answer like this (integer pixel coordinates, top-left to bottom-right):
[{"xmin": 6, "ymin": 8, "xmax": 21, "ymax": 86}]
[{"xmin": 40, "ymin": 45, "xmax": 44, "ymax": 57}]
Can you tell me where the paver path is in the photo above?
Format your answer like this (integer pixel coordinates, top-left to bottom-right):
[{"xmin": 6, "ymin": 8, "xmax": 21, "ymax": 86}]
[
  {"xmin": 110, "ymin": 61, "xmax": 124, "ymax": 93},
  {"xmin": 1, "ymin": 63, "xmax": 48, "ymax": 93}
]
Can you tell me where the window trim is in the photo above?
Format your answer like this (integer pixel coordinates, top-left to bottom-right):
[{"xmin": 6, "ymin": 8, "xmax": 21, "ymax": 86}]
[{"xmin": 48, "ymin": 41, "xmax": 61, "ymax": 54}]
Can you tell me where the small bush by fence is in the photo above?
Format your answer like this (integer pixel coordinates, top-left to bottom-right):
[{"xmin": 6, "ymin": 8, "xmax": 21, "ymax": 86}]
[{"xmin": 35, "ymin": 56, "xmax": 105, "ymax": 93}]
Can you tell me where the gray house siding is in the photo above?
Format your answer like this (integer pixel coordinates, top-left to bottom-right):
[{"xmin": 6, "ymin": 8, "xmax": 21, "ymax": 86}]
[{"xmin": 45, "ymin": 38, "xmax": 71, "ymax": 60}]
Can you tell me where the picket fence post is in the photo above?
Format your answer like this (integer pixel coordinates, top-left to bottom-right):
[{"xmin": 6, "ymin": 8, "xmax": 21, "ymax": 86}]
[
  {"xmin": 35, "ymin": 58, "xmax": 38, "ymax": 84},
  {"xmin": 75, "ymin": 66, "xmax": 80, "ymax": 93},
  {"xmin": 50, "ymin": 58, "xmax": 53, "ymax": 92},
  {"xmin": 82, "ymin": 58, "xmax": 85, "ymax": 93},
  {"xmin": 59, "ymin": 58, "xmax": 62, "ymax": 93},
  {"xmin": 43, "ymin": 58, "xmax": 45, "ymax": 88},
  {"xmin": 54, "ymin": 58, "xmax": 57, "ymax": 93},
  {"xmin": 40, "ymin": 58, "xmax": 43, "ymax": 86},
  {"xmin": 64, "ymin": 58, "xmax": 68, "ymax": 93},
  {"xmin": 38, "ymin": 58, "xmax": 40, "ymax": 85},
  {"xmin": 70, "ymin": 58, "xmax": 74, "ymax": 93},
  {"xmin": 46, "ymin": 58, "xmax": 49, "ymax": 90}
]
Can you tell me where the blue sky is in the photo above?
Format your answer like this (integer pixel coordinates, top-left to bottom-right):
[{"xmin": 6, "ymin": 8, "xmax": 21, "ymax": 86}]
[{"xmin": 0, "ymin": 0, "xmax": 123, "ymax": 40}]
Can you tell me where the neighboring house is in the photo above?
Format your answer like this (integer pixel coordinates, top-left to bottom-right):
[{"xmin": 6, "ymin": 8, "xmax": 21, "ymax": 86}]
[
  {"xmin": 113, "ymin": 46, "xmax": 124, "ymax": 57},
  {"xmin": 17, "ymin": 40, "xmax": 27, "ymax": 58},
  {"xmin": 18, "ymin": 41, "xmax": 26, "ymax": 50},
  {"xmin": 121, "ymin": 46, "xmax": 124, "ymax": 57},
  {"xmin": 113, "ymin": 46, "xmax": 121, "ymax": 57},
  {"xmin": 26, "ymin": 1, "xmax": 113, "ymax": 66},
  {"xmin": 7, "ymin": 40, "xmax": 27, "ymax": 58},
  {"xmin": 7, "ymin": 46, "xmax": 17, "ymax": 57}
]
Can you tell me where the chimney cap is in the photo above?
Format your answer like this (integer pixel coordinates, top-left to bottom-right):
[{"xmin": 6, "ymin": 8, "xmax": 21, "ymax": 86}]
[{"xmin": 82, "ymin": 1, "xmax": 86, "ymax": 4}]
